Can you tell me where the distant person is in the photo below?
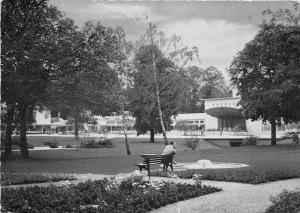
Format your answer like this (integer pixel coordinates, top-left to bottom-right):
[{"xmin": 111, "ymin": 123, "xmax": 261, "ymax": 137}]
[
  {"xmin": 200, "ymin": 126, "xmax": 204, "ymax": 136},
  {"xmin": 162, "ymin": 141, "xmax": 176, "ymax": 155},
  {"xmin": 292, "ymin": 131, "xmax": 299, "ymax": 146}
]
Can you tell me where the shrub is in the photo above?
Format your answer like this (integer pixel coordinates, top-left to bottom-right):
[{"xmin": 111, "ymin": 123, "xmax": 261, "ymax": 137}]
[
  {"xmin": 1, "ymin": 174, "xmax": 221, "ymax": 213},
  {"xmin": 266, "ymin": 190, "xmax": 300, "ymax": 213},
  {"xmin": 184, "ymin": 135, "xmax": 200, "ymax": 150},
  {"xmin": 64, "ymin": 144, "xmax": 74, "ymax": 148},
  {"xmin": 152, "ymin": 167, "xmax": 300, "ymax": 184},
  {"xmin": 243, "ymin": 136, "xmax": 259, "ymax": 146},
  {"xmin": 43, "ymin": 141, "xmax": 59, "ymax": 148},
  {"xmin": 80, "ymin": 138, "xmax": 113, "ymax": 148},
  {"xmin": 2, "ymin": 173, "xmax": 75, "ymax": 186},
  {"xmin": 1, "ymin": 136, "xmax": 34, "ymax": 150}
]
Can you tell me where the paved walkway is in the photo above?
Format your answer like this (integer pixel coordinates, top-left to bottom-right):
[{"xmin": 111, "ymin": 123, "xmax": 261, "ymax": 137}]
[
  {"xmin": 3, "ymin": 173, "xmax": 300, "ymax": 213},
  {"xmin": 149, "ymin": 177, "xmax": 300, "ymax": 213}
]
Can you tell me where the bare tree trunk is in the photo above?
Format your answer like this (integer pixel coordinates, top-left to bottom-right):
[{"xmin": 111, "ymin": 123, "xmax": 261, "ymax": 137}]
[
  {"xmin": 19, "ymin": 104, "xmax": 29, "ymax": 158},
  {"xmin": 271, "ymin": 120, "xmax": 277, "ymax": 146},
  {"xmin": 149, "ymin": 23, "xmax": 168, "ymax": 145},
  {"xmin": 4, "ymin": 105, "xmax": 14, "ymax": 155},
  {"xmin": 122, "ymin": 112, "xmax": 131, "ymax": 155},
  {"xmin": 74, "ymin": 117, "xmax": 80, "ymax": 150},
  {"xmin": 150, "ymin": 129, "xmax": 155, "ymax": 142},
  {"xmin": 124, "ymin": 127, "xmax": 131, "ymax": 155}
]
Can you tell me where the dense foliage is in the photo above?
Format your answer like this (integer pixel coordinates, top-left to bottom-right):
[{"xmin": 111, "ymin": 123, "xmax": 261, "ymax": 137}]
[
  {"xmin": 177, "ymin": 66, "xmax": 230, "ymax": 113},
  {"xmin": 80, "ymin": 138, "xmax": 114, "ymax": 148},
  {"xmin": 1, "ymin": 172, "xmax": 221, "ymax": 213},
  {"xmin": 153, "ymin": 167, "xmax": 300, "ymax": 184},
  {"xmin": 229, "ymin": 4, "xmax": 300, "ymax": 145},
  {"xmin": 2, "ymin": 173, "xmax": 75, "ymax": 186},
  {"xmin": 130, "ymin": 45, "xmax": 180, "ymax": 142},
  {"xmin": 266, "ymin": 190, "xmax": 300, "ymax": 213},
  {"xmin": 1, "ymin": 0, "xmax": 65, "ymax": 157}
]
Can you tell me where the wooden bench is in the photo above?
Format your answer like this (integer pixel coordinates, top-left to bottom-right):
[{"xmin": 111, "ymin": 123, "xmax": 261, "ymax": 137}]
[{"xmin": 134, "ymin": 154, "xmax": 175, "ymax": 178}]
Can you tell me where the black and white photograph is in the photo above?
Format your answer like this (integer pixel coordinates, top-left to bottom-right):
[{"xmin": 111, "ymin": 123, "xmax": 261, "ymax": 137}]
[{"xmin": 1, "ymin": 0, "xmax": 300, "ymax": 212}]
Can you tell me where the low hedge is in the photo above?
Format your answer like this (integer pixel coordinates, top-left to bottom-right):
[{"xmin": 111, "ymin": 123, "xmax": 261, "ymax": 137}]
[
  {"xmin": 152, "ymin": 167, "xmax": 300, "ymax": 184},
  {"xmin": 266, "ymin": 190, "xmax": 300, "ymax": 213},
  {"xmin": 80, "ymin": 138, "xmax": 113, "ymax": 148},
  {"xmin": 1, "ymin": 174, "xmax": 221, "ymax": 212},
  {"xmin": 2, "ymin": 173, "xmax": 75, "ymax": 186}
]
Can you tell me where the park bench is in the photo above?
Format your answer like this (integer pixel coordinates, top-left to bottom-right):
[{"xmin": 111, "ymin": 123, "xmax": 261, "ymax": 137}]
[
  {"xmin": 229, "ymin": 139, "xmax": 244, "ymax": 147},
  {"xmin": 134, "ymin": 153, "xmax": 175, "ymax": 178}
]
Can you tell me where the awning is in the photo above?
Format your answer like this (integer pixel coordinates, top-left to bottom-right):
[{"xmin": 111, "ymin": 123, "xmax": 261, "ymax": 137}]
[{"xmin": 205, "ymin": 107, "xmax": 244, "ymax": 119}]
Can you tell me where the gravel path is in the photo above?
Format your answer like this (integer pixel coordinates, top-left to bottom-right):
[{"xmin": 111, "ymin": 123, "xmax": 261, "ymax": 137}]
[{"xmin": 149, "ymin": 177, "xmax": 300, "ymax": 213}]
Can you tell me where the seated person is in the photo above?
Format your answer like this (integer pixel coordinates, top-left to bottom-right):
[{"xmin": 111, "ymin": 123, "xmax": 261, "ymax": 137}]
[{"xmin": 162, "ymin": 141, "xmax": 176, "ymax": 155}]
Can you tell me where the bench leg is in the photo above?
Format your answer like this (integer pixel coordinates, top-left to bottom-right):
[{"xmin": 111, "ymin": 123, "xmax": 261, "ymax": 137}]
[{"xmin": 170, "ymin": 162, "xmax": 174, "ymax": 171}]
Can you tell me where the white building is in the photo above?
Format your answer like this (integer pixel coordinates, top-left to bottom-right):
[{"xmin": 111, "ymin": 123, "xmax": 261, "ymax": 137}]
[
  {"xmin": 172, "ymin": 113, "xmax": 217, "ymax": 132},
  {"xmin": 29, "ymin": 108, "xmax": 135, "ymax": 134},
  {"xmin": 204, "ymin": 96, "xmax": 298, "ymax": 137}
]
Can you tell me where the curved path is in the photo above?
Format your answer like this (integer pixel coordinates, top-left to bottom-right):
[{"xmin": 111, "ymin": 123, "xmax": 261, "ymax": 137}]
[{"xmin": 149, "ymin": 177, "xmax": 300, "ymax": 213}]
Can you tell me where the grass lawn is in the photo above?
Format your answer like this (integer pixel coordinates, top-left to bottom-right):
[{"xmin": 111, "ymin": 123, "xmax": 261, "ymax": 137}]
[{"xmin": 2, "ymin": 135, "xmax": 300, "ymax": 178}]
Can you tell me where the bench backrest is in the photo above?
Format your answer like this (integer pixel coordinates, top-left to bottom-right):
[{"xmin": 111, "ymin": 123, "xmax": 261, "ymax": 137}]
[{"xmin": 142, "ymin": 154, "xmax": 174, "ymax": 165}]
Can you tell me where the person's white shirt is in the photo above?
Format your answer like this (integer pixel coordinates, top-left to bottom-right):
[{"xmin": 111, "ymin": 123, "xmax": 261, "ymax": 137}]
[{"xmin": 162, "ymin": 144, "xmax": 176, "ymax": 155}]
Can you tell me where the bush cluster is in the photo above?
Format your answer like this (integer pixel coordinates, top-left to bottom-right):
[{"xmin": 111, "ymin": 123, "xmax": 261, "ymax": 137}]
[
  {"xmin": 2, "ymin": 173, "xmax": 75, "ymax": 186},
  {"xmin": 153, "ymin": 167, "xmax": 300, "ymax": 184},
  {"xmin": 1, "ymin": 135, "xmax": 34, "ymax": 150},
  {"xmin": 183, "ymin": 135, "xmax": 200, "ymax": 150},
  {"xmin": 80, "ymin": 138, "xmax": 113, "ymax": 148},
  {"xmin": 243, "ymin": 136, "xmax": 259, "ymax": 146},
  {"xmin": 43, "ymin": 141, "xmax": 59, "ymax": 148},
  {"xmin": 266, "ymin": 190, "xmax": 300, "ymax": 213},
  {"xmin": 2, "ymin": 173, "xmax": 221, "ymax": 213}
]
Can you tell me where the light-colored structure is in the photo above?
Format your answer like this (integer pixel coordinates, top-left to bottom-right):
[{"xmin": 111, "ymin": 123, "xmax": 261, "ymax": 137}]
[
  {"xmin": 29, "ymin": 108, "xmax": 67, "ymax": 134},
  {"xmin": 172, "ymin": 113, "xmax": 217, "ymax": 132},
  {"xmin": 204, "ymin": 96, "xmax": 299, "ymax": 137},
  {"xmin": 29, "ymin": 108, "xmax": 135, "ymax": 134}
]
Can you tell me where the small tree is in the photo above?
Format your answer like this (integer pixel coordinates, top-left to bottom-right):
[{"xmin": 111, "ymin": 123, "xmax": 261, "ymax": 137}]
[{"xmin": 113, "ymin": 26, "xmax": 134, "ymax": 155}]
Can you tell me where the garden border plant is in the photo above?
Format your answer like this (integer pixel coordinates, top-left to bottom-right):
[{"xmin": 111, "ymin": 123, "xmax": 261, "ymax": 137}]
[
  {"xmin": 152, "ymin": 166, "xmax": 300, "ymax": 184},
  {"xmin": 1, "ymin": 172, "xmax": 76, "ymax": 186},
  {"xmin": 1, "ymin": 171, "xmax": 221, "ymax": 213},
  {"xmin": 266, "ymin": 190, "xmax": 300, "ymax": 213}
]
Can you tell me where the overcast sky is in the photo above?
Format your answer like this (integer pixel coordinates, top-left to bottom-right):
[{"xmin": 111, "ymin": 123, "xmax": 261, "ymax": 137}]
[{"xmin": 49, "ymin": 0, "xmax": 293, "ymax": 80}]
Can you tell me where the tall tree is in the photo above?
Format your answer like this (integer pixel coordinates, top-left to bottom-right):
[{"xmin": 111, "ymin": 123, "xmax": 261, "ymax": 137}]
[
  {"xmin": 48, "ymin": 21, "xmax": 120, "ymax": 145},
  {"xmin": 113, "ymin": 26, "xmax": 134, "ymax": 155},
  {"xmin": 177, "ymin": 66, "xmax": 229, "ymax": 113},
  {"xmin": 135, "ymin": 23, "xmax": 200, "ymax": 144},
  {"xmin": 130, "ymin": 45, "xmax": 180, "ymax": 142},
  {"xmin": 1, "ymin": 0, "xmax": 63, "ymax": 157},
  {"xmin": 229, "ymin": 5, "xmax": 300, "ymax": 145}
]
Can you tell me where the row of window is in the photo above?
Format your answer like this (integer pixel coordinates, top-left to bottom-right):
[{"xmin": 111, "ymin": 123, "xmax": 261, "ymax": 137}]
[{"xmin": 212, "ymin": 102, "xmax": 237, "ymax": 107}]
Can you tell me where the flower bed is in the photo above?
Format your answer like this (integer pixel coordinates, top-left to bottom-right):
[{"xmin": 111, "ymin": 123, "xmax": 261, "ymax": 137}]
[
  {"xmin": 2, "ymin": 173, "xmax": 76, "ymax": 186},
  {"xmin": 266, "ymin": 190, "xmax": 300, "ymax": 213},
  {"xmin": 1, "ymin": 171, "xmax": 221, "ymax": 212},
  {"xmin": 152, "ymin": 167, "xmax": 300, "ymax": 184}
]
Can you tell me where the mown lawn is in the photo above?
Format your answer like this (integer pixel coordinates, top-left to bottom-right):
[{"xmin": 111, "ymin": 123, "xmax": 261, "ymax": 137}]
[{"xmin": 2, "ymin": 135, "xmax": 300, "ymax": 176}]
